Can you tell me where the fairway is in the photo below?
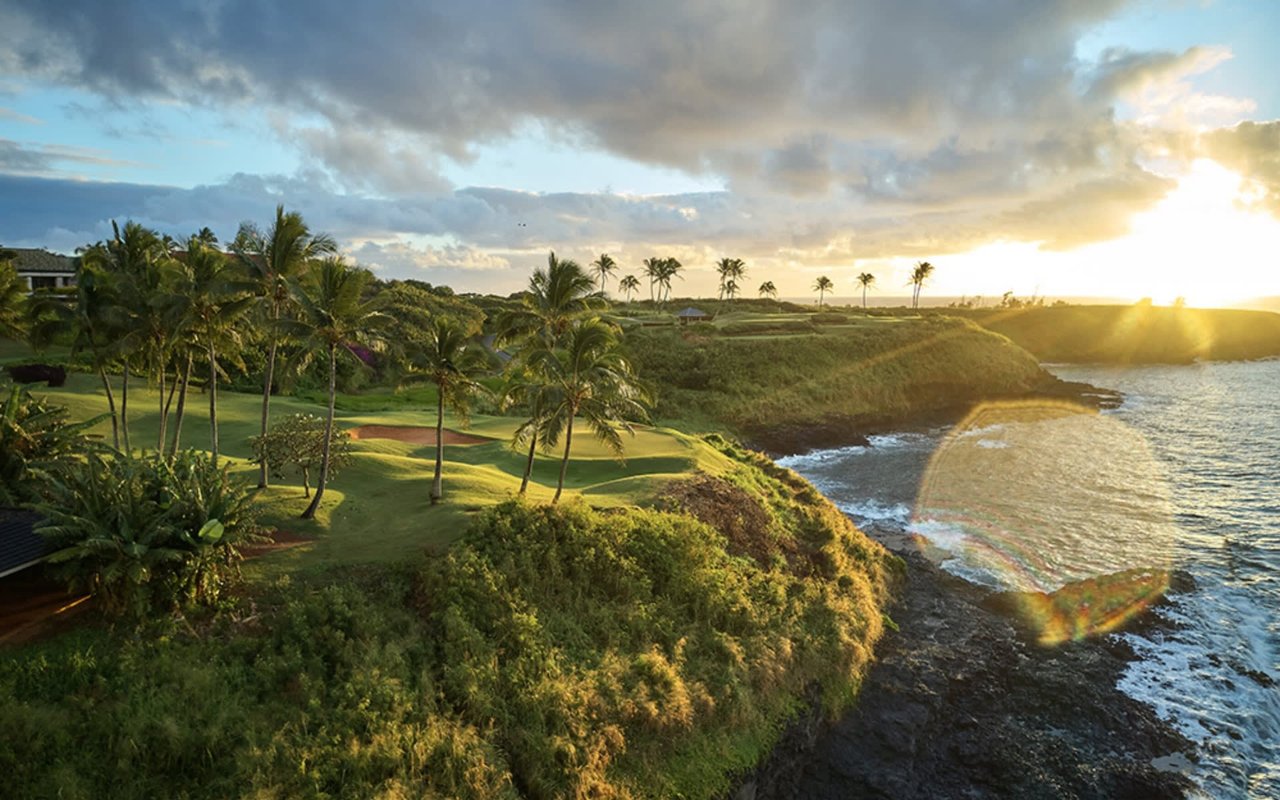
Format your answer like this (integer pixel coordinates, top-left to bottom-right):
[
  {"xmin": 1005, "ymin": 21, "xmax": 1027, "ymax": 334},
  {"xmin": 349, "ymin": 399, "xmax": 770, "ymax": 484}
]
[{"xmin": 18, "ymin": 368, "xmax": 737, "ymax": 573}]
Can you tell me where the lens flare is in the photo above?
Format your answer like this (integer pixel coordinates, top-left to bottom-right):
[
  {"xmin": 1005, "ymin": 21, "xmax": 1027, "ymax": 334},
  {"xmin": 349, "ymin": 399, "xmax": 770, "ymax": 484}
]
[{"xmin": 913, "ymin": 400, "xmax": 1176, "ymax": 645}]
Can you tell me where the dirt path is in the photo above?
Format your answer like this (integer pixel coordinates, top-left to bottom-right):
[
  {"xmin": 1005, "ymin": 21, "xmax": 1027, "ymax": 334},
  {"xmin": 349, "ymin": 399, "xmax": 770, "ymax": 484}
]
[{"xmin": 347, "ymin": 425, "xmax": 490, "ymax": 446}]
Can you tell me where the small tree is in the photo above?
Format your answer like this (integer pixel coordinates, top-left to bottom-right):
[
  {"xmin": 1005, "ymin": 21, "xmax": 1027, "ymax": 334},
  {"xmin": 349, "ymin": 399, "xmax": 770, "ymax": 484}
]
[
  {"xmin": 618, "ymin": 274, "xmax": 641, "ymax": 303},
  {"xmin": 857, "ymin": 272, "xmax": 875, "ymax": 310},
  {"xmin": 758, "ymin": 280, "xmax": 778, "ymax": 300},
  {"xmin": 250, "ymin": 413, "xmax": 352, "ymax": 497}
]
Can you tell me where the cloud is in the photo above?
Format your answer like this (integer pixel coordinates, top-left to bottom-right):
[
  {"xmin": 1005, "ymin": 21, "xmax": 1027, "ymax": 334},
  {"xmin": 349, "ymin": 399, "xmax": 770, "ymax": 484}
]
[
  {"xmin": 1200, "ymin": 120, "xmax": 1280, "ymax": 210},
  {"xmin": 0, "ymin": 137, "xmax": 143, "ymax": 176},
  {"xmin": 0, "ymin": 0, "xmax": 1271, "ymax": 283},
  {"xmin": 0, "ymin": 106, "xmax": 41, "ymax": 124}
]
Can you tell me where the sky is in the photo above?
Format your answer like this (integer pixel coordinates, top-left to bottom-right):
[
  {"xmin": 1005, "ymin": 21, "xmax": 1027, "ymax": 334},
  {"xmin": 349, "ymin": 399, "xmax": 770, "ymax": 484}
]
[{"xmin": 1, "ymin": 0, "xmax": 1278, "ymax": 305}]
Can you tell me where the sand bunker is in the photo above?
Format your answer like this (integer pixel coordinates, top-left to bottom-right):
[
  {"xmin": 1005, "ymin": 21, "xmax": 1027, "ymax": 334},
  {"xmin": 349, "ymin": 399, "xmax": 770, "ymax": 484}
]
[{"xmin": 347, "ymin": 425, "xmax": 489, "ymax": 446}]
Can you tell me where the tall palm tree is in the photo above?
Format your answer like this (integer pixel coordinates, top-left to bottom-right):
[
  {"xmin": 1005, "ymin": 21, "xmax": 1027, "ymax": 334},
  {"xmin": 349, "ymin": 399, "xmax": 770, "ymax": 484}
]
[
  {"xmin": 0, "ymin": 255, "xmax": 27, "ymax": 341},
  {"xmin": 410, "ymin": 317, "xmax": 488, "ymax": 504},
  {"xmin": 655, "ymin": 257, "xmax": 683, "ymax": 305},
  {"xmin": 910, "ymin": 261, "xmax": 935, "ymax": 309},
  {"xmin": 857, "ymin": 272, "xmax": 876, "ymax": 310},
  {"xmin": 28, "ymin": 262, "xmax": 124, "ymax": 448},
  {"xmin": 80, "ymin": 221, "xmax": 172, "ymax": 453},
  {"xmin": 591, "ymin": 253, "xmax": 617, "ymax": 296},
  {"xmin": 758, "ymin": 280, "xmax": 778, "ymax": 300},
  {"xmin": 283, "ymin": 258, "xmax": 385, "ymax": 519},
  {"xmin": 523, "ymin": 318, "xmax": 650, "ymax": 502},
  {"xmin": 235, "ymin": 205, "xmax": 337, "ymax": 487},
  {"xmin": 715, "ymin": 257, "xmax": 747, "ymax": 303},
  {"xmin": 642, "ymin": 257, "xmax": 663, "ymax": 303},
  {"xmin": 169, "ymin": 237, "xmax": 255, "ymax": 463},
  {"xmin": 618, "ymin": 274, "xmax": 641, "ymax": 303},
  {"xmin": 498, "ymin": 251, "xmax": 601, "ymax": 346},
  {"xmin": 813, "ymin": 275, "xmax": 834, "ymax": 308}
]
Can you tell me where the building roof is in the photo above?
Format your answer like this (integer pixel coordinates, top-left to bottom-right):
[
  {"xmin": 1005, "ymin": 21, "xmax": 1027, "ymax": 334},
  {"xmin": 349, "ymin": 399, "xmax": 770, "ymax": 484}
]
[
  {"xmin": 4, "ymin": 248, "xmax": 80, "ymax": 274},
  {"xmin": 676, "ymin": 307, "xmax": 711, "ymax": 318},
  {"xmin": 0, "ymin": 509, "xmax": 50, "ymax": 578}
]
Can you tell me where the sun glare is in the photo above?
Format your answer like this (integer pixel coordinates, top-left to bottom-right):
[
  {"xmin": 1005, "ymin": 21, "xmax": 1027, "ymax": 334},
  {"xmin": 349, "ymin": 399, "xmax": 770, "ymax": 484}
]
[{"xmin": 928, "ymin": 160, "xmax": 1280, "ymax": 307}]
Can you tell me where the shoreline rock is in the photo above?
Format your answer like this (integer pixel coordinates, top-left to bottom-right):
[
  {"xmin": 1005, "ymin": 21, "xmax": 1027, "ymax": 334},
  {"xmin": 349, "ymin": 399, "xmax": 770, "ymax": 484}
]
[{"xmin": 734, "ymin": 529, "xmax": 1195, "ymax": 800}]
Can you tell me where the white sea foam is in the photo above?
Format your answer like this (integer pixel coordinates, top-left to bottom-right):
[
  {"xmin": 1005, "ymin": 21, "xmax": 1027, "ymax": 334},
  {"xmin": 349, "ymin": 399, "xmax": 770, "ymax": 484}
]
[
  {"xmin": 975, "ymin": 439, "xmax": 1010, "ymax": 449},
  {"xmin": 836, "ymin": 499, "xmax": 911, "ymax": 526}
]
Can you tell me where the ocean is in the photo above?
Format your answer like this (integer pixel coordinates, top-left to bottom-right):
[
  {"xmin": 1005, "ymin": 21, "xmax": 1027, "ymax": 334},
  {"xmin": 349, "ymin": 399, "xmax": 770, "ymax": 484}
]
[{"xmin": 777, "ymin": 360, "xmax": 1280, "ymax": 798}]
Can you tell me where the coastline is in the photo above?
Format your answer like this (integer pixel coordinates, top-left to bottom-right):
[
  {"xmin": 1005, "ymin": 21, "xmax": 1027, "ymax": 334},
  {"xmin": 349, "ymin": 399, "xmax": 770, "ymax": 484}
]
[{"xmin": 736, "ymin": 527, "xmax": 1196, "ymax": 799}]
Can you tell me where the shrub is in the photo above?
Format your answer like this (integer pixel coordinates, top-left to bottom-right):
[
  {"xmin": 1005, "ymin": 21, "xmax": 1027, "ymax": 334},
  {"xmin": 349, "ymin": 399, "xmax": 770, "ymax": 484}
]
[
  {"xmin": 0, "ymin": 383, "xmax": 105, "ymax": 506},
  {"xmin": 810, "ymin": 312, "xmax": 848, "ymax": 325},
  {"xmin": 35, "ymin": 452, "xmax": 263, "ymax": 617},
  {"xmin": 249, "ymin": 412, "xmax": 352, "ymax": 497}
]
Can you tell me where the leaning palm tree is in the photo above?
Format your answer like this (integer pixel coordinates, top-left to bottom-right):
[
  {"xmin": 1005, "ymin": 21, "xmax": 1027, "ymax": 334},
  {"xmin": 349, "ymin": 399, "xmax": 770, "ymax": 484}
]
[
  {"xmin": 910, "ymin": 261, "xmax": 935, "ymax": 309},
  {"xmin": 758, "ymin": 280, "xmax": 778, "ymax": 300},
  {"xmin": 590, "ymin": 253, "xmax": 617, "ymax": 296},
  {"xmin": 500, "ymin": 364, "xmax": 556, "ymax": 495},
  {"xmin": 498, "ymin": 251, "xmax": 601, "ymax": 347},
  {"xmin": 234, "ymin": 205, "xmax": 337, "ymax": 487},
  {"xmin": 813, "ymin": 275, "xmax": 834, "ymax": 308},
  {"xmin": 0, "ymin": 255, "xmax": 27, "ymax": 341},
  {"xmin": 283, "ymin": 258, "xmax": 385, "ymax": 519},
  {"xmin": 642, "ymin": 257, "xmax": 664, "ymax": 303},
  {"xmin": 410, "ymin": 316, "xmax": 488, "ymax": 504},
  {"xmin": 857, "ymin": 272, "xmax": 876, "ymax": 310},
  {"xmin": 655, "ymin": 257, "xmax": 683, "ymax": 305},
  {"xmin": 618, "ymin": 274, "xmax": 641, "ymax": 303},
  {"xmin": 524, "ymin": 317, "xmax": 650, "ymax": 503},
  {"xmin": 715, "ymin": 257, "xmax": 746, "ymax": 303}
]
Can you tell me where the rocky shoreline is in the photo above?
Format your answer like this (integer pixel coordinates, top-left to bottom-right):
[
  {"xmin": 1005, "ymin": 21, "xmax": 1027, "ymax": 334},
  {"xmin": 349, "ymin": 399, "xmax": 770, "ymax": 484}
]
[
  {"xmin": 745, "ymin": 376, "xmax": 1123, "ymax": 455},
  {"xmin": 734, "ymin": 528, "xmax": 1196, "ymax": 800}
]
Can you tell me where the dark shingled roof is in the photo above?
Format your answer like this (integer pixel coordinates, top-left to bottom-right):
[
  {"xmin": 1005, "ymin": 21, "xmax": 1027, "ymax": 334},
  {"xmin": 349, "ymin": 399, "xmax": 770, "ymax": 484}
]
[
  {"xmin": 0, "ymin": 509, "xmax": 50, "ymax": 577},
  {"xmin": 4, "ymin": 248, "xmax": 80, "ymax": 274}
]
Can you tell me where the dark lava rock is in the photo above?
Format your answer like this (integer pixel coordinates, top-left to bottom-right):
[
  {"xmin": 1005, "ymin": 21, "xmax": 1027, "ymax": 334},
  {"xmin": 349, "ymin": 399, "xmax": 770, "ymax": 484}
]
[{"xmin": 737, "ymin": 533, "xmax": 1194, "ymax": 800}]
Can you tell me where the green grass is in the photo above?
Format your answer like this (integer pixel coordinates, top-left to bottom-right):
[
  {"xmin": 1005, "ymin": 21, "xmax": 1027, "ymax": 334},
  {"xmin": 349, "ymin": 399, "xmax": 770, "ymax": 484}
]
[{"xmin": 20, "ymin": 367, "xmax": 736, "ymax": 572}]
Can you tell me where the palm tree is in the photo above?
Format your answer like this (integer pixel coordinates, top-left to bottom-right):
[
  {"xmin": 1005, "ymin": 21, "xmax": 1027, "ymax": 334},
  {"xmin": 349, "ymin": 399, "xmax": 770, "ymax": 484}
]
[
  {"xmin": 715, "ymin": 257, "xmax": 747, "ymax": 303},
  {"xmin": 724, "ymin": 279, "xmax": 740, "ymax": 302},
  {"xmin": 758, "ymin": 280, "xmax": 778, "ymax": 300},
  {"xmin": 642, "ymin": 257, "xmax": 663, "ymax": 303},
  {"xmin": 523, "ymin": 318, "xmax": 650, "ymax": 502},
  {"xmin": 80, "ymin": 220, "xmax": 172, "ymax": 453},
  {"xmin": 410, "ymin": 317, "xmax": 487, "ymax": 504},
  {"xmin": 618, "ymin": 274, "xmax": 641, "ymax": 303},
  {"xmin": 499, "ymin": 365, "xmax": 553, "ymax": 495},
  {"xmin": 235, "ymin": 205, "xmax": 336, "ymax": 487},
  {"xmin": 29, "ymin": 262, "xmax": 124, "ymax": 448},
  {"xmin": 283, "ymin": 258, "xmax": 385, "ymax": 519},
  {"xmin": 169, "ymin": 237, "xmax": 255, "ymax": 464},
  {"xmin": 655, "ymin": 257, "xmax": 683, "ymax": 305},
  {"xmin": 590, "ymin": 253, "xmax": 617, "ymax": 296},
  {"xmin": 813, "ymin": 275, "xmax": 834, "ymax": 308},
  {"xmin": 857, "ymin": 272, "xmax": 876, "ymax": 310},
  {"xmin": 0, "ymin": 255, "xmax": 27, "ymax": 341},
  {"xmin": 498, "ymin": 251, "xmax": 601, "ymax": 345},
  {"xmin": 910, "ymin": 261, "xmax": 935, "ymax": 309}
]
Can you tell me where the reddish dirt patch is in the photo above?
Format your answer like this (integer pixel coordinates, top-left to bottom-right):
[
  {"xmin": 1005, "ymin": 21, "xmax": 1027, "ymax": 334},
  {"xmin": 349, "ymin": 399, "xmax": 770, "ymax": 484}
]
[
  {"xmin": 348, "ymin": 424, "xmax": 489, "ymax": 446},
  {"xmin": 240, "ymin": 528, "xmax": 316, "ymax": 559}
]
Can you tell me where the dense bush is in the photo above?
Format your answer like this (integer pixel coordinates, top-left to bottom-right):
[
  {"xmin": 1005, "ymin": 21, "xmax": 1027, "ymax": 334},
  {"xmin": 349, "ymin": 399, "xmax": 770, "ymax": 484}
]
[
  {"xmin": 810, "ymin": 312, "xmax": 848, "ymax": 325},
  {"xmin": 35, "ymin": 452, "xmax": 263, "ymax": 616},
  {"xmin": 719, "ymin": 319, "xmax": 817, "ymax": 336},
  {"xmin": 0, "ymin": 383, "xmax": 105, "ymax": 506},
  {"xmin": 2, "ymin": 442, "xmax": 896, "ymax": 799}
]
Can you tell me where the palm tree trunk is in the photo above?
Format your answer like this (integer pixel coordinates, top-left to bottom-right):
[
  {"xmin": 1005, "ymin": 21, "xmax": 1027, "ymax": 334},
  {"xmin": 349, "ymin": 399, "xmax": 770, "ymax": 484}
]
[
  {"xmin": 121, "ymin": 362, "xmax": 131, "ymax": 453},
  {"xmin": 169, "ymin": 354, "xmax": 192, "ymax": 459},
  {"xmin": 208, "ymin": 340, "xmax": 220, "ymax": 467},
  {"xmin": 520, "ymin": 434, "xmax": 537, "ymax": 494},
  {"xmin": 553, "ymin": 412, "xmax": 575, "ymax": 503},
  {"xmin": 302, "ymin": 343, "xmax": 336, "ymax": 520},
  {"xmin": 259, "ymin": 332, "xmax": 278, "ymax": 488},
  {"xmin": 431, "ymin": 386, "xmax": 445, "ymax": 504},
  {"xmin": 156, "ymin": 362, "xmax": 167, "ymax": 452},
  {"xmin": 98, "ymin": 366, "xmax": 119, "ymax": 450},
  {"xmin": 862, "ymin": 286, "xmax": 868, "ymax": 309}
]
